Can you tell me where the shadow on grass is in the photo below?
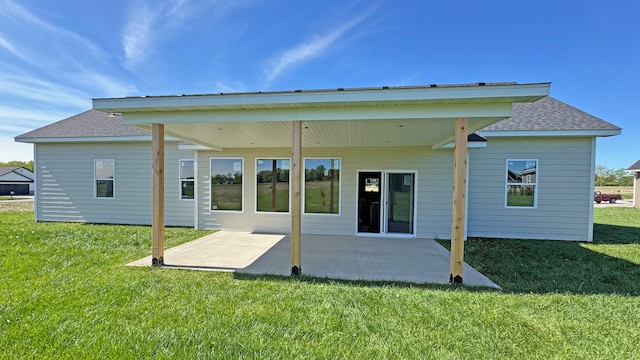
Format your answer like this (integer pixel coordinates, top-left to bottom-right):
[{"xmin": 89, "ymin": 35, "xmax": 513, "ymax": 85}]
[
  {"xmin": 443, "ymin": 222, "xmax": 640, "ymax": 296},
  {"xmin": 232, "ymin": 272, "xmax": 500, "ymax": 293}
]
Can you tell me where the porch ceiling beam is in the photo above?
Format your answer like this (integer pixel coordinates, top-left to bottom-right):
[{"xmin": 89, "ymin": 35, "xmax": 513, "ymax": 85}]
[
  {"xmin": 450, "ymin": 117, "xmax": 468, "ymax": 284},
  {"xmin": 431, "ymin": 117, "xmax": 503, "ymax": 149},
  {"xmin": 120, "ymin": 103, "xmax": 513, "ymax": 125}
]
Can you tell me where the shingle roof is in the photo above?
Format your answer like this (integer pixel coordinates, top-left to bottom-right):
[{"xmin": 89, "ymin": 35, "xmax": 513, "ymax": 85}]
[
  {"xmin": 15, "ymin": 109, "xmax": 149, "ymax": 140},
  {"xmin": 17, "ymin": 96, "xmax": 618, "ymax": 142},
  {"xmin": 482, "ymin": 96, "xmax": 620, "ymax": 132},
  {"xmin": 0, "ymin": 167, "xmax": 20, "ymax": 177},
  {"xmin": 627, "ymin": 160, "xmax": 640, "ymax": 172}
]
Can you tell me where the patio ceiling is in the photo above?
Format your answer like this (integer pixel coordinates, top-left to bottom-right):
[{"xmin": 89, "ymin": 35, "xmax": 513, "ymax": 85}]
[{"xmin": 93, "ymin": 82, "xmax": 551, "ymax": 150}]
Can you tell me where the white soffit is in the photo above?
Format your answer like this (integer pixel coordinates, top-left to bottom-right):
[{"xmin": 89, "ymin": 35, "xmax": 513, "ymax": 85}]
[{"xmin": 93, "ymin": 82, "xmax": 550, "ymax": 149}]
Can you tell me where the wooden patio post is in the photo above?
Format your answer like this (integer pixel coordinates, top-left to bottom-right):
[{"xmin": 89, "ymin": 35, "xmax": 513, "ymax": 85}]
[
  {"xmin": 634, "ymin": 173, "xmax": 640, "ymax": 209},
  {"xmin": 450, "ymin": 117, "xmax": 468, "ymax": 284},
  {"xmin": 291, "ymin": 121, "xmax": 302, "ymax": 275},
  {"xmin": 152, "ymin": 123, "xmax": 165, "ymax": 266}
]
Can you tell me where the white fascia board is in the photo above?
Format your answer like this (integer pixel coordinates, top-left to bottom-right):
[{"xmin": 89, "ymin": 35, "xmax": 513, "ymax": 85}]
[
  {"xmin": 93, "ymin": 82, "xmax": 550, "ymax": 113},
  {"xmin": 178, "ymin": 143, "xmax": 219, "ymax": 151},
  {"xmin": 440, "ymin": 142, "xmax": 487, "ymax": 149},
  {"xmin": 120, "ymin": 103, "xmax": 514, "ymax": 125},
  {"xmin": 15, "ymin": 136, "xmax": 181, "ymax": 143},
  {"xmin": 481, "ymin": 129, "xmax": 622, "ymax": 138}
]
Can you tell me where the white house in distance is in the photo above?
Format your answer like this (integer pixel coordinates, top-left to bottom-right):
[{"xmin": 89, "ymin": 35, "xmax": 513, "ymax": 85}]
[
  {"xmin": 16, "ymin": 82, "xmax": 620, "ymax": 281},
  {"xmin": 0, "ymin": 167, "xmax": 34, "ymax": 195},
  {"xmin": 626, "ymin": 160, "xmax": 640, "ymax": 208}
]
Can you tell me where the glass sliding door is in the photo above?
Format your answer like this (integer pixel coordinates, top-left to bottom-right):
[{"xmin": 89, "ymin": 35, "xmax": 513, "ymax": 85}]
[
  {"xmin": 386, "ymin": 173, "xmax": 415, "ymax": 234},
  {"xmin": 357, "ymin": 171, "xmax": 416, "ymax": 236}
]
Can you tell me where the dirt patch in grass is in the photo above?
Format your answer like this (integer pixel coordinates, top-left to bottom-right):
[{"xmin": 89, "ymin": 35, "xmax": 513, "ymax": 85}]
[{"xmin": 0, "ymin": 200, "xmax": 33, "ymax": 212}]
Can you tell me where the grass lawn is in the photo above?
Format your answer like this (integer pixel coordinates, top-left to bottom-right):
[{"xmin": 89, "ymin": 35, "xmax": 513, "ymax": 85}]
[{"xmin": 1, "ymin": 209, "xmax": 639, "ymax": 358}]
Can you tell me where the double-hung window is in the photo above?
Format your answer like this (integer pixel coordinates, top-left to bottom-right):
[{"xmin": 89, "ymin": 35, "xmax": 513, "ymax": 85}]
[
  {"xmin": 95, "ymin": 159, "xmax": 114, "ymax": 198},
  {"xmin": 180, "ymin": 159, "xmax": 195, "ymax": 200},
  {"xmin": 506, "ymin": 159, "xmax": 538, "ymax": 207}
]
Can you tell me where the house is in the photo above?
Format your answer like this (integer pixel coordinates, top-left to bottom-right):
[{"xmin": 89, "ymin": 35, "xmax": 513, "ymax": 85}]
[
  {"xmin": 16, "ymin": 83, "xmax": 621, "ymax": 281},
  {"xmin": 0, "ymin": 167, "xmax": 34, "ymax": 195},
  {"xmin": 626, "ymin": 160, "xmax": 640, "ymax": 208}
]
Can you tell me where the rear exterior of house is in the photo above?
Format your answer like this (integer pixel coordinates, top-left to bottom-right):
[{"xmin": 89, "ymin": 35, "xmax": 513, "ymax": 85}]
[{"xmin": 16, "ymin": 85, "xmax": 620, "ymax": 242}]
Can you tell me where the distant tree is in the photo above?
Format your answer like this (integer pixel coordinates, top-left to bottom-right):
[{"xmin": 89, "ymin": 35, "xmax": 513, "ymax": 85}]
[
  {"xmin": 0, "ymin": 160, "xmax": 33, "ymax": 171},
  {"xmin": 595, "ymin": 165, "xmax": 633, "ymax": 186}
]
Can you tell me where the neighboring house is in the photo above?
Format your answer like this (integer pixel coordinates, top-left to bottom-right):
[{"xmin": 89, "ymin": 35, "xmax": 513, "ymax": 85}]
[
  {"xmin": 16, "ymin": 83, "xmax": 621, "ymax": 243},
  {"xmin": 626, "ymin": 160, "xmax": 640, "ymax": 208},
  {"xmin": 0, "ymin": 167, "xmax": 34, "ymax": 195}
]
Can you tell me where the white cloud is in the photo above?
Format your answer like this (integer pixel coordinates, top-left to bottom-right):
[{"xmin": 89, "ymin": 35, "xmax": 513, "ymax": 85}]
[
  {"xmin": 211, "ymin": 81, "xmax": 248, "ymax": 93},
  {"xmin": 263, "ymin": 13, "xmax": 370, "ymax": 86},
  {"xmin": 121, "ymin": 0, "xmax": 212, "ymax": 69},
  {"xmin": 0, "ymin": 73, "xmax": 90, "ymax": 110},
  {"xmin": 69, "ymin": 71, "xmax": 138, "ymax": 98},
  {"xmin": 122, "ymin": 3, "xmax": 159, "ymax": 69},
  {"xmin": 0, "ymin": 35, "xmax": 25, "ymax": 60}
]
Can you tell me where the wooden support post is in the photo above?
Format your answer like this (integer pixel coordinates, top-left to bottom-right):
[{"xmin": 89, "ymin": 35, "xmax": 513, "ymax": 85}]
[
  {"xmin": 271, "ymin": 159, "xmax": 277, "ymax": 212},
  {"xmin": 450, "ymin": 117, "xmax": 468, "ymax": 284},
  {"xmin": 329, "ymin": 159, "xmax": 335, "ymax": 213},
  {"xmin": 291, "ymin": 121, "xmax": 302, "ymax": 275},
  {"xmin": 634, "ymin": 173, "xmax": 640, "ymax": 208},
  {"xmin": 152, "ymin": 123, "xmax": 165, "ymax": 266}
]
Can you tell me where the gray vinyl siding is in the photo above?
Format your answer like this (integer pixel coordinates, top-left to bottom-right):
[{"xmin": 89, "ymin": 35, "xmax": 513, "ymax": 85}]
[
  {"xmin": 34, "ymin": 142, "xmax": 194, "ymax": 226},
  {"xmin": 468, "ymin": 137, "xmax": 594, "ymax": 241},
  {"xmin": 196, "ymin": 147, "xmax": 455, "ymax": 238}
]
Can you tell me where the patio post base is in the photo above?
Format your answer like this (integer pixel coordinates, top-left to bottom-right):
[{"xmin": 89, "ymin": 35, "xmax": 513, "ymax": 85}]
[
  {"xmin": 152, "ymin": 257, "xmax": 164, "ymax": 267},
  {"xmin": 449, "ymin": 273, "xmax": 463, "ymax": 284},
  {"xmin": 291, "ymin": 266, "xmax": 301, "ymax": 276}
]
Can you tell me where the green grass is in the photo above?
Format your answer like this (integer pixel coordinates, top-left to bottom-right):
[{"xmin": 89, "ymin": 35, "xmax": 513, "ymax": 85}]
[
  {"xmin": 506, "ymin": 193, "xmax": 535, "ymax": 206},
  {"xmin": 304, "ymin": 181, "xmax": 339, "ymax": 214},
  {"xmin": 256, "ymin": 183, "xmax": 290, "ymax": 212},
  {"xmin": 444, "ymin": 207, "xmax": 640, "ymax": 295},
  {"xmin": 1, "ymin": 209, "xmax": 640, "ymax": 358}
]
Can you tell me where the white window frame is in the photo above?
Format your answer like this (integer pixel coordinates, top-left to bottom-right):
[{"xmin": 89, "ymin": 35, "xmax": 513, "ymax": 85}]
[
  {"xmin": 179, "ymin": 159, "xmax": 195, "ymax": 201},
  {"xmin": 303, "ymin": 157, "xmax": 342, "ymax": 216},
  {"xmin": 255, "ymin": 157, "xmax": 291, "ymax": 214},
  {"xmin": 210, "ymin": 157, "xmax": 244, "ymax": 212},
  {"xmin": 505, "ymin": 159, "xmax": 538, "ymax": 209},
  {"xmin": 94, "ymin": 159, "xmax": 115, "ymax": 199}
]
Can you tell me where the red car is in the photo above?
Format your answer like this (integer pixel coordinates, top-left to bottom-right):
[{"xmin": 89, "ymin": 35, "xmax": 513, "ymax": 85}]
[{"xmin": 594, "ymin": 191, "xmax": 622, "ymax": 204}]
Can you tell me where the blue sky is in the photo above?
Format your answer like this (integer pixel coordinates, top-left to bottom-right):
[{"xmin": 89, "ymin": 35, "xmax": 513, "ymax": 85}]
[{"xmin": 0, "ymin": 0, "xmax": 637, "ymax": 169}]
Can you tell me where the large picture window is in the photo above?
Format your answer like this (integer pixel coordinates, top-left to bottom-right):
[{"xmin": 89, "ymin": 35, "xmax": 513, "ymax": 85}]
[
  {"xmin": 95, "ymin": 159, "xmax": 114, "ymax": 198},
  {"xmin": 179, "ymin": 159, "xmax": 194, "ymax": 200},
  {"xmin": 256, "ymin": 158, "xmax": 290, "ymax": 213},
  {"xmin": 304, "ymin": 158, "xmax": 340, "ymax": 214},
  {"xmin": 506, "ymin": 159, "xmax": 538, "ymax": 207},
  {"xmin": 210, "ymin": 158, "xmax": 243, "ymax": 211}
]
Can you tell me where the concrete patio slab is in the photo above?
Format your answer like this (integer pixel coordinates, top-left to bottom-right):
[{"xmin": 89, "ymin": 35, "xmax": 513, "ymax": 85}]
[{"xmin": 128, "ymin": 231, "xmax": 500, "ymax": 289}]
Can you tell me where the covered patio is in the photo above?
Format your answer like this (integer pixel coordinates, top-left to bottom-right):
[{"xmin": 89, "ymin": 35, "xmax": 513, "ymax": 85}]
[
  {"xmin": 96, "ymin": 82, "xmax": 550, "ymax": 285},
  {"xmin": 128, "ymin": 231, "xmax": 499, "ymax": 288}
]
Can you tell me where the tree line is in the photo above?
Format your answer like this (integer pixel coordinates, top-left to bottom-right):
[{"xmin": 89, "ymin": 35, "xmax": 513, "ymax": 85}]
[
  {"xmin": 0, "ymin": 160, "xmax": 33, "ymax": 171},
  {"xmin": 595, "ymin": 165, "xmax": 633, "ymax": 186}
]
